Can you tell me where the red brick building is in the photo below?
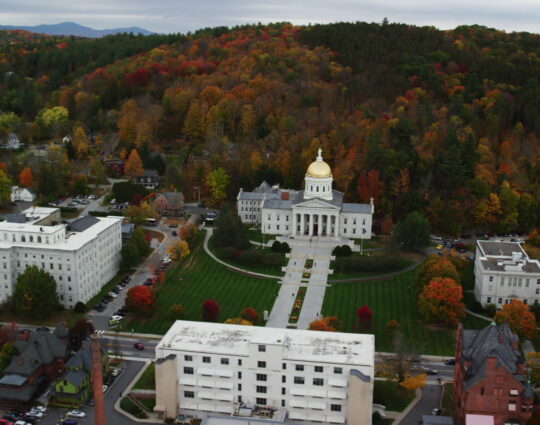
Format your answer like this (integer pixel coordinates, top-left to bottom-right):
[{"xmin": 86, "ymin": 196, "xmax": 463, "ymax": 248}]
[{"xmin": 453, "ymin": 322, "xmax": 534, "ymax": 425}]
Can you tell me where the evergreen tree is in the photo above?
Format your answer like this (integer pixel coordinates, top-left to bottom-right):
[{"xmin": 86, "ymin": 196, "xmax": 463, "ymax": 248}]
[{"xmin": 12, "ymin": 266, "xmax": 59, "ymax": 320}]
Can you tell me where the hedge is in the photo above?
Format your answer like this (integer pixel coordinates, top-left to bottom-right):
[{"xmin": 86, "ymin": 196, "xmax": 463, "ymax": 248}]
[{"xmin": 333, "ymin": 255, "xmax": 409, "ymax": 273}]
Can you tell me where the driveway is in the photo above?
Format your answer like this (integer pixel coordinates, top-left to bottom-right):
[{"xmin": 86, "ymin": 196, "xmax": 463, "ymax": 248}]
[{"xmin": 399, "ymin": 384, "xmax": 443, "ymax": 425}]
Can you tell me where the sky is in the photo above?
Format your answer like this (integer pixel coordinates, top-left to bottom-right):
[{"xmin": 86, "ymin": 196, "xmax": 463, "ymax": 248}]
[{"xmin": 1, "ymin": 0, "xmax": 540, "ymax": 34}]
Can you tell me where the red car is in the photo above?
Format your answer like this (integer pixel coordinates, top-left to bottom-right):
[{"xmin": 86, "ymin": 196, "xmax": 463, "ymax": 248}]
[{"xmin": 134, "ymin": 343, "xmax": 144, "ymax": 350}]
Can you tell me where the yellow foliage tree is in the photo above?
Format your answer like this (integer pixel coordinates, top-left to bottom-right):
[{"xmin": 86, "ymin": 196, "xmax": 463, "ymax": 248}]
[
  {"xmin": 125, "ymin": 201, "xmax": 155, "ymax": 224},
  {"xmin": 166, "ymin": 240, "xmax": 190, "ymax": 260},
  {"xmin": 400, "ymin": 373, "xmax": 427, "ymax": 390},
  {"xmin": 125, "ymin": 149, "xmax": 144, "ymax": 177},
  {"xmin": 526, "ymin": 352, "xmax": 540, "ymax": 386},
  {"xmin": 72, "ymin": 126, "xmax": 89, "ymax": 158}
]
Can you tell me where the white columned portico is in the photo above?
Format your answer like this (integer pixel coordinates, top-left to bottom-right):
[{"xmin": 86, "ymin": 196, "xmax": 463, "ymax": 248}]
[
  {"xmin": 334, "ymin": 214, "xmax": 339, "ymax": 237},
  {"xmin": 309, "ymin": 214, "xmax": 313, "ymax": 236},
  {"xmin": 292, "ymin": 213, "xmax": 297, "ymax": 236}
]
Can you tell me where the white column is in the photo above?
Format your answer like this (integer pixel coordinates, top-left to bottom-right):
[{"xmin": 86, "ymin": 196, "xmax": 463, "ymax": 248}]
[
  {"xmin": 319, "ymin": 214, "xmax": 322, "ymax": 237},
  {"xmin": 309, "ymin": 214, "xmax": 313, "ymax": 236},
  {"xmin": 334, "ymin": 214, "xmax": 339, "ymax": 237},
  {"xmin": 301, "ymin": 214, "xmax": 305, "ymax": 236},
  {"xmin": 292, "ymin": 213, "xmax": 297, "ymax": 236}
]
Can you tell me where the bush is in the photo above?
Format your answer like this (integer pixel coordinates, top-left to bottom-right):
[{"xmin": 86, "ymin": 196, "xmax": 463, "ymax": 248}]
[
  {"xmin": 237, "ymin": 250, "xmax": 263, "ymax": 265},
  {"xmin": 169, "ymin": 304, "xmax": 185, "ymax": 320},
  {"xmin": 73, "ymin": 301, "xmax": 86, "ymax": 313},
  {"xmin": 470, "ymin": 300, "xmax": 484, "ymax": 314},
  {"xmin": 240, "ymin": 307, "xmax": 260, "ymax": 324},
  {"xmin": 221, "ymin": 246, "xmax": 241, "ymax": 261},
  {"xmin": 483, "ymin": 303, "xmax": 497, "ymax": 318},
  {"xmin": 333, "ymin": 245, "xmax": 352, "ymax": 257},
  {"xmin": 60, "ymin": 206, "xmax": 78, "ymax": 214},
  {"xmin": 272, "ymin": 241, "xmax": 283, "ymax": 252},
  {"xmin": 261, "ymin": 252, "xmax": 284, "ymax": 267}
]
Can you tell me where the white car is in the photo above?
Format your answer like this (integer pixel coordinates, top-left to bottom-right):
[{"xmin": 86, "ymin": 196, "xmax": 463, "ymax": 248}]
[
  {"xmin": 27, "ymin": 410, "xmax": 43, "ymax": 418},
  {"xmin": 108, "ymin": 292, "xmax": 118, "ymax": 298},
  {"xmin": 88, "ymin": 194, "xmax": 97, "ymax": 199},
  {"xmin": 67, "ymin": 410, "xmax": 86, "ymax": 418},
  {"xmin": 110, "ymin": 315, "xmax": 124, "ymax": 321},
  {"xmin": 111, "ymin": 368, "xmax": 121, "ymax": 377},
  {"xmin": 14, "ymin": 421, "xmax": 31, "ymax": 425},
  {"xmin": 109, "ymin": 199, "xmax": 116, "ymax": 205},
  {"xmin": 102, "ymin": 384, "xmax": 108, "ymax": 393},
  {"xmin": 32, "ymin": 406, "xmax": 47, "ymax": 413}
]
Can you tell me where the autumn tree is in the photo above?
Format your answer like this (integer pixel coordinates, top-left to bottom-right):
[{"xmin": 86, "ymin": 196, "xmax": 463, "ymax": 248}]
[
  {"xmin": 494, "ymin": 299, "xmax": 536, "ymax": 340},
  {"xmin": 179, "ymin": 223, "xmax": 199, "ymax": 241},
  {"xmin": 125, "ymin": 201, "xmax": 155, "ymax": 224},
  {"xmin": 125, "ymin": 149, "xmax": 144, "ymax": 178},
  {"xmin": 125, "ymin": 285, "xmax": 155, "ymax": 315},
  {"xmin": 0, "ymin": 343, "xmax": 15, "ymax": 374},
  {"xmin": 417, "ymin": 278, "xmax": 465, "ymax": 326},
  {"xmin": 205, "ymin": 167, "xmax": 230, "ymax": 204},
  {"xmin": 386, "ymin": 320, "xmax": 400, "ymax": 337},
  {"xmin": 202, "ymin": 299, "xmax": 220, "ymax": 322},
  {"xmin": 400, "ymin": 374, "xmax": 427, "ymax": 390},
  {"xmin": 69, "ymin": 319, "xmax": 95, "ymax": 350},
  {"xmin": 72, "ymin": 126, "xmax": 89, "ymax": 158},
  {"xmin": 240, "ymin": 307, "xmax": 260, "ymax": 324},
  {"xmin": 356, "ymin": 305, "xmax": 373, "ymax": 332},
  {"xmin": 166, "ymin": 240, "xmax": 190, "ymax": 260},
  {"xmin": 416, "ymin": 256, "xmax": 461, "ymax": 289},
  {"xmin": 18, "ymin": 167, "xmax": 32, "ymax": 188},
  {"xmin": 308, "ymin": 316, "xmax": 340, "ymax": 331},
  {"xmin": 357, "ymin": 169, "xmax": 384, "ymax": 204},
  {"xmin": 393, "ymin": 212, "xmax": 430, "ymax": 251},
  {"xmin": 12, "ymin": 266, "xmax": 59, "ymax": 320}
]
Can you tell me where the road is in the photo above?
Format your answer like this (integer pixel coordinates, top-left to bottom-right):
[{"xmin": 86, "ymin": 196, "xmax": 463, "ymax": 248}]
[
  {"xmin": 400, "ymin": 384, "xmax": 443, "ymax": 425},
  {"xmin": 86, "ymin": 218, "xmax": 172, "ymax": 331}
]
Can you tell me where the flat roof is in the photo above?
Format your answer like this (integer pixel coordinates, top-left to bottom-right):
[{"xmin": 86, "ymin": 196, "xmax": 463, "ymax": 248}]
[
  {"xmin": 480, "ymin": 258, "xmax": 540, "ymax": 274},
  {"xmin": 477, "ymin": 240, "xmax": 526, "ymax": 257},
  {"xmin": 157, "ymin": 321, "xmax": 374, "ymax": 366}
]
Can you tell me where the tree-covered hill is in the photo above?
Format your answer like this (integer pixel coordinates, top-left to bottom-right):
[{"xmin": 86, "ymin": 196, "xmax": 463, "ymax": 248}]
[{"xmin": 2, "ymin": 22, "xmax": 540, "ymax": 236}]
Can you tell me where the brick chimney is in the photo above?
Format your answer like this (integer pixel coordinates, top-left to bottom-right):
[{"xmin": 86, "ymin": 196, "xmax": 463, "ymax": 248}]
[{"xmin": 91, "ymin": 333, "xmax": 107, "ymax": 425}]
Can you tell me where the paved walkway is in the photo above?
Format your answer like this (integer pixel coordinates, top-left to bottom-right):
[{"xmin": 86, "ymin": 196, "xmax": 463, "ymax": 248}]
[{"xmin": 266, "ymin": 237, "xmax": 336, "ymax": 329}]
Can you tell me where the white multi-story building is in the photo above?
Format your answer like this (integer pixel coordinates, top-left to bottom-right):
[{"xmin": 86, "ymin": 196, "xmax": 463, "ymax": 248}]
[
  {"xmin": 0, "ymin": 207, "xmax": 122, "ymax": 308},
  {"xmin": 237, "ymin": 149, "xmax": 374, "ymax": 241},
  {"xmin": 474, "ymin": 240, "xmax": 540, "ymax": 307},
  {"xmin": 154, "ymin": 320, "xmax": 374, "ymax": 425}
]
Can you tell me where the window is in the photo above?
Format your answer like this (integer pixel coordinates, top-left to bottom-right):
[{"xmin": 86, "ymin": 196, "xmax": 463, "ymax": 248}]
[
  {"xmin": 331, "ymin": 404, "xmax": 342, "ymax": 412},
  {"xmin": 238, "ymin": 383, "xmax": 242, "ymax": 390},
  {"xmin": 256, "ymin": 386, "xmax": 267, "ymax": 393},
  {"xmin": 481, "ymin": 387, "xmax": 484, "ymax": 395},
  {"xmin": 282, "ymin": 375, "xmax": 286, "ymax": 383},
  {"xmin": 184, "ymin": 391, "xmax": 194, "ymax": 398},
  {"xmin": 258, "ymin": 361, "xmax": 266, "ymax": 368},
  {"xmin": 256, "ymin": 398, "xmax": 267, "ymax": 406},
  {"xmin": 295, "ymin": 364, "xmax": 304, "ymax": 371},
  {"xmin": 487, "ymin": 297, "xmax": 492, "ymax": 304},
  {"xmin": 203, "ymin": 356, "xmax": 211, "ymax": 363},
  {"xmin": 294, "ymin": 377, "xmax": 305, "ymax": 384},
  {"xmin": 315, "ymin": 366, "xmax": 324, "ymax": 373},
  {"xmin": 489, "ymin": 276, "xmax": 493, "ymax": 282},
  {"xmin": 281, "ymin": 400, "xmax": 285, "ymax": 407},
  {"xmin": 183, "ymin": 367, "xmax": 194, "ymax": 375},
  {"xmin": 238, "ymin": 371, "xmax": 242, "ymax": 379},
  {"xmin": 334, "ymin": 367, "xmax": 343, "ymax": 374},
  {"xmin": 256, "ymin": 374, "xmax": 267, "ymax": 382},
  {"xmin": 238, "ymin": 359, "xmax": 242, "ymax": 366},
  {"xmin": 221, "ymin": 358, "xmax": 229, "ymax": 365},
  {"xmin": 282, "ymin": 363, "xmax": 286, "ymax": 370},
  {"xmin": 498, "ymin": 298, "xmax": 502, "ymax": 304},
  {"xmin": 184, "ymin": 355, "xmax": 193, "ymax": 361},
  {"xmin": 524, "ymin": 299, "xmax": 528, "ymax": 305},
  {"xmin": 313, "ymin": 378, "xmax": 324, "ymax": 386},
  {"xmin": 258, "ymin": 345, "xmax": 266, "ymax": 352}
]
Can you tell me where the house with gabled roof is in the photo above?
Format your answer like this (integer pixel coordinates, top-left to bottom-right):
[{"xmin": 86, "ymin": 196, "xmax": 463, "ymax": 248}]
[
  {"xmin": 453, "ymin": 322, "xmax": 534, "ymax": 425},
  {"xmin": 0, "ymin": 324, "xmax": 69, "ymax": 408},
  {"xmin": 154, "ymin": 191, "xmax": 185, "ymax": 217}
]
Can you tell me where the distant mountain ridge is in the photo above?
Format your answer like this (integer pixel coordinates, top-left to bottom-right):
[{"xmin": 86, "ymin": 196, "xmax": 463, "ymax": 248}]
[{"xmin": 0, "ymin": 21, "xmax": 154, "ymax": 38}]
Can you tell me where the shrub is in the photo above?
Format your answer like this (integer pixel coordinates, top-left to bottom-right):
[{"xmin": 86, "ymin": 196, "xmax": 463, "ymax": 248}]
[
  {"xmin": 221, "ymin": 246, "xmax": 241, "ymax": 261},
  {"xmin": 237, "ymin": 250, "xmax": 263, "ymax": 265},
  {"xmin": 333, "ymin": 255, "xmax": 408, "ymax": 273},
  {"xmin": 240, "ymin": 307, "xmax": 260, "ymax": 324},
  {"xmin": 483, "ymin": 303, "xmax": 497, "ymax": 318},
  {"xmin": 261, "ymin": 252, "xmax": 284, "ymax": 267},
  {"xmin": 169, "ymin": 304, "xmax": 185, "ymax": 320},
  {"xmin": 272, "ymin": 241, "xmax": 283, "ymax": 252},
  {"xmin": 202, "ymin": 299, "xmax": 219, "ymax": 322},
  {"xmin": 73, "ymin": 301, "xmax": 86, "ymax": 313}
]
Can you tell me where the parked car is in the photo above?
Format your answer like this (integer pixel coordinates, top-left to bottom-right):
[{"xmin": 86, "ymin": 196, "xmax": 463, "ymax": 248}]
[
  {"xmin": 423, "ymin": 367, "xmax": 438, "ymax": 375},
  {"xmin": 0, "ymin": 420, "xmax": 13, "ymax": 425},
  {"xmin": 432, "ymin": 408, "xmax": 443, "ymax": 416},
  {"xmin": 86, "ymin": 398, "xmax": 94, "ymax": 406},
  {"xmin": 111, "ymin": 368, "xmax": 121, "ymax": 377},
  {"xmin": 112, "ymin": 287, "xmax": 120, "ymax": 294},
  {"xmin": 93, "ymin": 303, "xmax": 105, "ymax": 312},
  {"xmin": 102, "ymin": 384, "xmax": 108, "ymax": 393},
  {"xmin": 35, "ymin": 327, "xmax": 50, "ymax": 332},
  {"xmin": 110, "ymin": 315, "xmax": 124, "ymax": 322},
  {"xmin": 172, "ymin": 231, "xmax": 178, "ymax": 236},
  {"xmin": 444, "ymin": 359, "xmax": 456, "ymax": 365},
  {"xmin": 13, "ymin": 420, "xmax": 29, "ymax": 425},
  {"xmin": 168, "ymin": 224, "xmax": 176, "ymax": 228},
  {"xmin": 108, "ymin": 319, "xmax": 121, "ymax": 327},
  {"xmin": 88, "ymin": 194, "xmax": 97, "ymax": 199},
  {"xmin": 25, "ymin": 411, "xmax": 42, "ymax": 419},
  {"xmin": 2, "ymin": 415, "xmax": 17, "ymax": 422},
  {"xmin": 134, "ymin": 343, "xmax": 144, "ymax": 350},
  {"xmin": 80, "ymin": 200, "xmax": 89, "ymax": 205},
  {"xmin": 31, "ymin": 407, "xmax": 46, "ymax": 414},
  {"xmin": 109, "ymin": 199, "xmax": 116, "ymax": 204},
  {"xmin": 67, "ymin": 411, "xmax": 86, "ymax": 419},
  {"xmin": 60, "ymin": 420, "xmax": 78, "ymax": 425}
]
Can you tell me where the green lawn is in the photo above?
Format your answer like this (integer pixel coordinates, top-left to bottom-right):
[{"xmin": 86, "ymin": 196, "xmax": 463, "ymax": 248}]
[
  {"xmin": 132, "ymin": 362, "xmax": 155, "ymax": 390},
  {"xmin": 125, "ymin": 234, "xmax": 280, "ymax": 334},
  {"xmin": 322, "ymin": 270, "xmax": 487, "ymax": 355},
  {"xmin": 246, "ymin": 227, "xmax": 274, "ymax": 244},
  {"xmin": 373, "ymin": 380, "xmax": 415, "ymax": 412}
]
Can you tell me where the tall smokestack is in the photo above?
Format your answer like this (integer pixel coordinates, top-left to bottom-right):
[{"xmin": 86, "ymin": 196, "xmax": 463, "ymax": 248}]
[{"xmin": 91, "ymin": 333, "xmax": 107, "ymax": 425}]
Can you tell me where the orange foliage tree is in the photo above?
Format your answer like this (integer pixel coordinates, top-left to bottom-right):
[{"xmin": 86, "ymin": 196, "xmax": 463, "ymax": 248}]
[
  {"xmin": 357, "ymin": 169, "xmax": 384, "ymax": 204},
  {"xmin": 400, "ymin": 373, "xmax": 426, "ymax": 390},
  {"xmin": 308, "ymin": 316, "xmax": 340, "ymax": 332},
  {"xmin": 125, "ymin": 285, "xmax": 154, "ymax": 315},
  {"xmin": 416, "ymin": 256, "xmax": 460, "ymax": 289},
  {"xmin": 494, "ymin": 299, "xmax": 536, "ymax": 340},
  {"xmin": 18, "ymin": 167, "xmax": 32, "ymax": 187},
  {"xmin": 417, "ymin": 277, "xmax": 465, "ymax": 326}
]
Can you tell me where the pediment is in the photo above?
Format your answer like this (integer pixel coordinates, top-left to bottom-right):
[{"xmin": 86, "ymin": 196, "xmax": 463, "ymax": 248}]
[{"xmin": 293, "ymin": 198, "xmax": 340, "ymax": 210}]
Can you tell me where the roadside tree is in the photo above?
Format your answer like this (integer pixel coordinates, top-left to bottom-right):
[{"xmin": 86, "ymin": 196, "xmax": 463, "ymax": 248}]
[
  {"xmin": 12, "ymin": 266, "xmax": 59, "ymax": 319},
  {"xmin": 126, "ymin": 285, "xmax": 155, "ymax": 315}
]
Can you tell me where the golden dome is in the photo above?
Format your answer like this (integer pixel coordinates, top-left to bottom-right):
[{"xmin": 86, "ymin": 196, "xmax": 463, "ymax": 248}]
[{"xmin": 306, "ymin": 148, "xmax": 332, "ymax": 178}]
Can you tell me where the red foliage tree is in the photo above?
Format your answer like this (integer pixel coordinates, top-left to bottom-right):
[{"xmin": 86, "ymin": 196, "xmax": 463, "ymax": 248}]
[
  {"xmin": 308, "ymin": 316, "xmax": 340, "ymax": 332},
  {"xmin": 417, "ymin": 278, "xmax": 465, "ymax": 326},
  {"xmin": 240, "ymin": 307, "xmax": 260, "ymax": 324},
  {"xmin": 202, "ymin": 299, "xmax": 220, "ymax": 322},
  {"xmin": 126, "ymin": 285, "xmax": 154, "ymax": 314},
  {"xmin": 356, "ymin": 305, "xmax": 373, "ymax": 332},
  {"xmin": 131, "ymin": 193, "xmax": 143, "ymax": 206},
  {"xmin": 18, "ymin": 167, "xmax": 33, "ymax": 187},
  {"xmin": 357, "ymin": 169, "xmax": 384, "ymax": 204}
]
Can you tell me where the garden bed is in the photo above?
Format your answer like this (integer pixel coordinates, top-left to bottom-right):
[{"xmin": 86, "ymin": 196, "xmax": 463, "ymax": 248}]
[{"xmin": 289, "ymin": 287, "xmax": 307, "ymax": 324}]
